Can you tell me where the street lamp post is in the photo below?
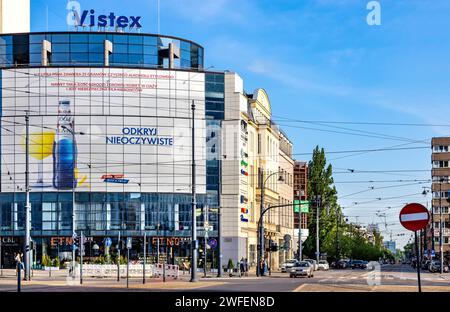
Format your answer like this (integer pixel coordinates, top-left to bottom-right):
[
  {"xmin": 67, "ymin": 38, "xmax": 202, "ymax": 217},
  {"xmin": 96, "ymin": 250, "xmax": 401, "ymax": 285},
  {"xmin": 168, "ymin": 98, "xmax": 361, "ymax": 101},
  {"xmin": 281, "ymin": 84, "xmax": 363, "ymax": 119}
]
[
  {"xmin": 60, "ymin": 125, "xmax": 85, "ymax": 278},
  {"xmin": 257, "ymin": 171, "xmax": 284, "ymax": 277},
  {"xmin": 190, "ymin": 101, "xmax": 198, "ymax": 283},
  {"xmin": 24, "ymin": 112, "xmax": 31, "ymax": 281},
  {"xmin": 315, "ymin": 195, "xmax": 322, "ymax": 263}
]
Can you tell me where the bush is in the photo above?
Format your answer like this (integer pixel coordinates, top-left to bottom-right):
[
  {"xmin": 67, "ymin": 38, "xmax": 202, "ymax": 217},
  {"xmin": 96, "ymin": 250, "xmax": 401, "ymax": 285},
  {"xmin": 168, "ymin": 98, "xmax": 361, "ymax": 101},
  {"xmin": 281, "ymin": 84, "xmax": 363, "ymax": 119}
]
[
  {"xmin": 53, "ymin": 257, "xmax": 60, "ymax": 268},
  {"xmin": 41, "ymin": 255, "xmax": 51, "ymax": 267},
  {"xmin": 227, "ymin": 258, "xmax": 234, "ymax": 270}
]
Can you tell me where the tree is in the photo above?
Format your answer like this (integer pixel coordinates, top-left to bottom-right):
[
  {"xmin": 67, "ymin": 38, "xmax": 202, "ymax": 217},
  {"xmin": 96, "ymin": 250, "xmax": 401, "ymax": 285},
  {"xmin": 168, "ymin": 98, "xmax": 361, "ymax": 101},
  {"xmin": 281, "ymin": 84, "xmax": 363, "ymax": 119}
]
[{"xmin": 303, "ymin": 146, "xmax": 341, "ymax": 260}]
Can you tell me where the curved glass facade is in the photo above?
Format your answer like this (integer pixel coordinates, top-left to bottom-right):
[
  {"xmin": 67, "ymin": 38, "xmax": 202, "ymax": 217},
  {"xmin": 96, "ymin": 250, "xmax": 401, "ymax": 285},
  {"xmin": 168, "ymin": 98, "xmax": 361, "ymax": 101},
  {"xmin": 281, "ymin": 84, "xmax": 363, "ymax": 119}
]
[{"xmin": 0, "ymin": 32, "xmax": 204, "ymax": 70}]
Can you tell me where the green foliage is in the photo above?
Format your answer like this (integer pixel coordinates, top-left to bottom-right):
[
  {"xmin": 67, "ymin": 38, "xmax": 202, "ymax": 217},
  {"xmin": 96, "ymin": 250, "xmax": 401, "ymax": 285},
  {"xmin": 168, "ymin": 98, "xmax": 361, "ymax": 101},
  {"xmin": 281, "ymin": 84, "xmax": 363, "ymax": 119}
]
[
  {"xmin": 41, "ymin": 255, "xmax": 51, "ymax": 267},
  {"xmin": 302, "ymin": 146, "xmax": 390, "ymax": 262},
  {"xmin": 227, "ymin": 258, "xmax": 234, "ymax": 270},
  {"xmin": 52, "ymin": 257, "xmax": 60, "ymax": 268},
  {"xmin": 93, "ymin": 255, "xmax": 106, "ymax": 264}
]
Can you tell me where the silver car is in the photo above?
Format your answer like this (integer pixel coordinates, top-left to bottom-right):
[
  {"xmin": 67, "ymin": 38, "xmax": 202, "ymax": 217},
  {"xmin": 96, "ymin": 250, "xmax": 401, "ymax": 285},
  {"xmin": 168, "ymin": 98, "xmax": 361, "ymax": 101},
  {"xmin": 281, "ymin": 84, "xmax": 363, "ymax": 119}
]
[
  {"xmin": 290, "ymin": 261, "xmax": 314, "ymax": 278},
  {"xmin": 304, "ymin": 259, "xmax": 319, "ymax": 271},
  {"xmin": 281, "ymin": 259, "xmax": 299, "ymax": 273}
]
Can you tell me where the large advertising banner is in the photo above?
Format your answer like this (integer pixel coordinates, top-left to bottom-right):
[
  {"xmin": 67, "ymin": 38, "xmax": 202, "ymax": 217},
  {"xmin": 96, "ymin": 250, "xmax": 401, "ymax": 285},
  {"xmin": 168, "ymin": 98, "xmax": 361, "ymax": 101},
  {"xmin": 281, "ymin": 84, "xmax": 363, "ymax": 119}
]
[{"xmin": 0, "ymin": 67, "xmax": 206, "ymax": 194}]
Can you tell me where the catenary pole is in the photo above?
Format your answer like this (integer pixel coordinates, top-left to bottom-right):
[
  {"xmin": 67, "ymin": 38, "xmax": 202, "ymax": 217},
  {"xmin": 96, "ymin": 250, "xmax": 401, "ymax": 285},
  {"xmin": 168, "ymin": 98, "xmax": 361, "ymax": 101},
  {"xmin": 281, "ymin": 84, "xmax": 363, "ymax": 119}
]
[
  {"xmin": 217, "ymin": 152, "xmax": 223, "ymax": 277},
  {"xmin": 440, "ymin": 180, "xmax": 444, "ymax": 274},
  {"xmin": 190, "ymin": 100, "xmax": 198, "ymax": 282},
  {"xmin": 298, "ymin": 206, "xmax": 302, "ymax": 261},
  {"xmin": 316, "ymin": 195, "xmax": 321, "ymax": 263},
  {"xmin": 414, "ymin": 231, "xmax": 422, "ymax": 292},
  {"xmin": 24, "ymin": 112, "xmax": 31, "ymax": 281}
]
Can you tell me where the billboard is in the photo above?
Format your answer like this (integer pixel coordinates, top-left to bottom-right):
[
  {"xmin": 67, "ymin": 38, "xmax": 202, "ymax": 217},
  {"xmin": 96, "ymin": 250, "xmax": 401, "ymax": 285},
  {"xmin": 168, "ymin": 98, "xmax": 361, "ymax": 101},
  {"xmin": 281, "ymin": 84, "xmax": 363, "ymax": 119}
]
[{"xmin": 0, "ymin": 67, "xmax": 206, "ymax": 194}]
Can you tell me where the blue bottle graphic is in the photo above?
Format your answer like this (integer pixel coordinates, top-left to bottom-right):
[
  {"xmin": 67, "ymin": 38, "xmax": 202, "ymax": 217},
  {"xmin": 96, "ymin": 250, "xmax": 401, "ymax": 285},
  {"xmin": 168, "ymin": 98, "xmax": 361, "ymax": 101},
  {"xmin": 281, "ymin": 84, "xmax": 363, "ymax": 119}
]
[{"xmin": 53, "ymin": 100, "xmax": 77, "ymax": 190}]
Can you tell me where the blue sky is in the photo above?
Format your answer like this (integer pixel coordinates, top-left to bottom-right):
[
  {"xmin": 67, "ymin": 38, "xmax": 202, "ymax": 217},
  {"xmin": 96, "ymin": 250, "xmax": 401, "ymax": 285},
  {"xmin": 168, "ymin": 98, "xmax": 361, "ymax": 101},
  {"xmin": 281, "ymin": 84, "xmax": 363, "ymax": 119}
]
[{"xmin": 31, "ymin": 0, "xmax": 450, "ymax": 248}]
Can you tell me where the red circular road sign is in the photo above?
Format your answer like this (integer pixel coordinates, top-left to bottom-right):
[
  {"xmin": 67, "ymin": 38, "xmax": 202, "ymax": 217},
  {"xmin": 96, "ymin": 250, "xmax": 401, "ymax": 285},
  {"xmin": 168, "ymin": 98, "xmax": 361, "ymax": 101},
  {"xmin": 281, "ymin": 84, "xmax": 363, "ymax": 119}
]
[{"xmin": 399, "ymin": 203, "xmax": 430, "ymax": 232}]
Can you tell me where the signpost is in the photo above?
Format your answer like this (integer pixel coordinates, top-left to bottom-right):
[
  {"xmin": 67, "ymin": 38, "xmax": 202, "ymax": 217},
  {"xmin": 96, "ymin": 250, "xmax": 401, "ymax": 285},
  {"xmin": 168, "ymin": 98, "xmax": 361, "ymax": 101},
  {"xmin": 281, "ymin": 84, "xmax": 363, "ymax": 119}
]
[
  {"xmin": 399, "ymin": 203, "xmax": 430, "ymax": 293},
  {"xmin": 126, "ymin": 237, "xmax": 132, "ymax": 289}
]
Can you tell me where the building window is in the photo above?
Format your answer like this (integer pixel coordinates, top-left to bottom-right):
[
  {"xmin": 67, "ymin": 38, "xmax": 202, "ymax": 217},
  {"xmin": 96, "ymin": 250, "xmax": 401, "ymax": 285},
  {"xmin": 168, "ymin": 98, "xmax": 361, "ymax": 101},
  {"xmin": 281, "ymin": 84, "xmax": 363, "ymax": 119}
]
[
  {"xmin": 433, "ymin": 161, "xmax": 449, "ymax": 168},
  {"xmin": 433, "ymin": 145, "xmax": 449, "ymax": 153}
]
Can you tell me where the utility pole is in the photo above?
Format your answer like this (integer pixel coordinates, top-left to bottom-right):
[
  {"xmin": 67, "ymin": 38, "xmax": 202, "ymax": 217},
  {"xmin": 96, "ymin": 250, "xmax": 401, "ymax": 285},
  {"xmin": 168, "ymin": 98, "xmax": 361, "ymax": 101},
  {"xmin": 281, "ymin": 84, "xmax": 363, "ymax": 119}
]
[
  {"xmin": 71, "ymin": 124, "xmax": 76, "ymax": 278},
  {"xmin": 143, "ymin": 232, "xmax": 146, "ymax": 284},
  {"xmin": 204, "ymin": 205, "xmax": 209, "ymax": 278},
  {"xmin": 217, "ymin": 152, "xmax": 224, "ymax": 277},
  {"xmin": 440, "ymin": 179, "xmax": 444, "ymax": 274},
  {"xmin": 80, "ymin": 231, "xmax": 83, "ymax": 284},
  {"xmin": 298, "ymin": 205, "xmax": 302, "ymax": 261},
  {"xmin": 117, "ymin": 229, "xmax": 121, "ymax": 282},
  {"xmin": 24, "ymin": 112, "xmax": 31, "ymax": 281},
  {"xmin": 316, "ymin": 195, "xmax": 321, "ymax": 263},
  {"xmin": 257, "ymin": 169, "xmax": 265, "ymax": 277},
  {"xmin": 190, "ymin": 101, "xmax": 198, "ymax": 282}
]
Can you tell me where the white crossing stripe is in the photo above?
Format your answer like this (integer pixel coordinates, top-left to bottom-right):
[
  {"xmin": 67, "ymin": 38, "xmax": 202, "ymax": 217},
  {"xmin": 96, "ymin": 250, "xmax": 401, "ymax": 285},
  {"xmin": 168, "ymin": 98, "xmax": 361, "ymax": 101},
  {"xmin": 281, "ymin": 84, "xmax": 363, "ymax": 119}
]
[{"xmin": 400, "ymin": 212, "xmax": 428, "ymax": 222}]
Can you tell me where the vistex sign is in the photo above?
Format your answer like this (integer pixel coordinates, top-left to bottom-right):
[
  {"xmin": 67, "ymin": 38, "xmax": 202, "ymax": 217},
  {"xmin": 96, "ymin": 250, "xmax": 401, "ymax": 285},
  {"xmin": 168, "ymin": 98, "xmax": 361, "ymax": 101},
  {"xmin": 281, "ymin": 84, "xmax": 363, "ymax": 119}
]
[{"xmin": 67, "ymin": 2, "xmax": 142, "ymax": 29}]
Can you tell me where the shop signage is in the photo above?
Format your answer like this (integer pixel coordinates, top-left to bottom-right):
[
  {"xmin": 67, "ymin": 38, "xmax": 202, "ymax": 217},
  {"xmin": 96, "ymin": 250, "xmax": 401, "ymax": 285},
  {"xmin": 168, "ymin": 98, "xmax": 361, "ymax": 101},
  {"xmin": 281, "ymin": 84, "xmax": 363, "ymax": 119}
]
[
  {"xmin": 152, "ymin": 237, "xmax": 190, "ymax": 246},
  {"xmin": 1, "ymin": 237, "xmax": 19, "ymax": 246},
  {"xmin": 77, "ymin": 10, "xmax": 142, "ymax": 29}
]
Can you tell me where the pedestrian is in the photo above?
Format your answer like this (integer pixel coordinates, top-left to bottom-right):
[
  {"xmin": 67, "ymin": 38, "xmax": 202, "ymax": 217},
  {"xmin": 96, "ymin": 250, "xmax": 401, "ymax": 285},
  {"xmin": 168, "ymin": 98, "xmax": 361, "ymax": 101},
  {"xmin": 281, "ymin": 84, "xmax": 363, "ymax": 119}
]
[
  {"xmin": 239, "ymin": 257, "xmax": 245, "ymax": 277},
  {"xmin": 264, "ymin": 259, "xmax": 269, "ymax": 275},
  {"xmin": 244, "ymin": 258, "xmax": 249, "ymax": 276}
]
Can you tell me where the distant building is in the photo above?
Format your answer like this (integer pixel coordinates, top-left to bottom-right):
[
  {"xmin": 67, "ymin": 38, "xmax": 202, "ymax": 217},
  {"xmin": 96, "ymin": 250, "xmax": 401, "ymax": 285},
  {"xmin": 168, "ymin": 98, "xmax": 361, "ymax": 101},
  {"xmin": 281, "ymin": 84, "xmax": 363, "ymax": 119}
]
[
  {"xmin": 428, "ymin": 137, "xmax": 450, "ymax": 257},
  {"xmin": 293, "ymin": 161, "xmax": 308, "ymax": 256},
  {"xmin": 384, "ymin": 241, "xmax": 396, "ymax": 255}
]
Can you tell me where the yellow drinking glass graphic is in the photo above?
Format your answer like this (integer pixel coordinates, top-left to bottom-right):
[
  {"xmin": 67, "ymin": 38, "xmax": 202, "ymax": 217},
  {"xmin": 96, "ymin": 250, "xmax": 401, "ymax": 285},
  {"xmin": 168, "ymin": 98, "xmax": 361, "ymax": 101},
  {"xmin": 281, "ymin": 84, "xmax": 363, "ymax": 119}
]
[{"xmin": 22, "ymin": 131, "xmax": 56, "ymax": 187}]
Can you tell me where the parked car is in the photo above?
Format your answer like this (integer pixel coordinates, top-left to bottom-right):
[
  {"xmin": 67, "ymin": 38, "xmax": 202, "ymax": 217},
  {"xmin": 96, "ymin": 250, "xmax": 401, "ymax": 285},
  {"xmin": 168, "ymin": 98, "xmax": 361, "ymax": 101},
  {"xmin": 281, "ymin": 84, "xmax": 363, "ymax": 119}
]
[
  {"xmin": 337, "ymin": 259, "xmax": 349, "ymax": 269},
  {"xmin": 281, "ymin": 259, "xmax": 299, "ymax": 273},
  {"xmin": 429, "ymin": 261, "xmax": 449, "ymax": 273},
  {"xmin": 318, "ymin": 260, "xmax": 329, "ymax": 271},
  {"xmin": 351, "ymin": 260, "xmax": 367, "ymax": 269},
  {"xmin": 304, "ymin": 259, "xmax": 319, "ymax": 271},
  {"xmin": 421, "ymin": 260, "xmax": 431, "ymax": 270},
  {"xmin": 289, "ymin": 261, "xmax": 314, "ymax": 278}
]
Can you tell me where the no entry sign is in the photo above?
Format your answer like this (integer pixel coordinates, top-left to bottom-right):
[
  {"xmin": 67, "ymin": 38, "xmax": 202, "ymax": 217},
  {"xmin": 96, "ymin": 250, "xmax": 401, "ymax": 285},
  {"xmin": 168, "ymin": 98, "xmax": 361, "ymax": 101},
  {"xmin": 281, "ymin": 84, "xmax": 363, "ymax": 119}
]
[{"xmin": 399, "ymin": 203, "xmax": 430, "ymax": 232}]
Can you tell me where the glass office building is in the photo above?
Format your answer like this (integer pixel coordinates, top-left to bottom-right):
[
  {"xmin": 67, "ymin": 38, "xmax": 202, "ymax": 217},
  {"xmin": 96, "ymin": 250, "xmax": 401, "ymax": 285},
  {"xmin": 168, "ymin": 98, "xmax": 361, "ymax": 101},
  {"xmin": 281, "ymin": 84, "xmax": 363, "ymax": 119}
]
[{"xmin": 0, "ymin": 32, "xmax": 224, "ymax": 268}]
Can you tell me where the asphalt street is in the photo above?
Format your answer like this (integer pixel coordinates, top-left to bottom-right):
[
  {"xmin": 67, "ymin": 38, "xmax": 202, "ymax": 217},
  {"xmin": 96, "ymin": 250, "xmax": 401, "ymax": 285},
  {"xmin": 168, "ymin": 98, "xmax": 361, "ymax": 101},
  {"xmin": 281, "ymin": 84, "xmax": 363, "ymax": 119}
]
[{"xmin": 0, "ymin": 264, "xmax": 449, "ymax": 292}]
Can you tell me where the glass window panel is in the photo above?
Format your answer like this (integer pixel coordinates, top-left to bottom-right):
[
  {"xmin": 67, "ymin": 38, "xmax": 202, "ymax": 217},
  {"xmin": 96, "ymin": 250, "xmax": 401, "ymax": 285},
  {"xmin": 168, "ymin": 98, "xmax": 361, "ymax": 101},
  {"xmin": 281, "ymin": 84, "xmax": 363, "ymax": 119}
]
[
  {"xmin": 143, "ymin": 46, "xmax": 157, "ymax": 55},
  {"xmin": 144, "ymin": 54, "xmax": 158, "ymax": 65},
  {"xmin": 180, "ymin": 41, "xmax": 190, "ymax": 52},
  {"xmin": 129, "ymin": 54, "xmax": 143, "ymax": 65},
  {"xmin": 89, "ymin": 33, "xmax": 106, "ymax": 43},
  {"xmin": 112, "ymin": 53, "xmax": 129, "ymax": 64},
  {"xmin": 89, "ymin": 53, "xmax": 103, "ymax": 65},
  {"xmin": 29, "ymin": 44, "xmax": 42, "ymax": 54},
  {"xmin": 114, "ymin": 44, "xmax": 128, "ymax": 54},
  {"xmin": 70, "ymin": 43, "xmax": 88, "ymax": 53},
  {"xmin": 29, "ymin": 53, "xmax": 41, "ymax": 64},
  {"xmin": 113, "ymin": 34, "xmax": 128, "ymax": 44},
  {"xmin": 143, "ymin": 36, "xmax": 157, "ymax": 46},
  {"xmin": 89, "ymin": 43, "xmax": 104, "ymax": 53},
  {"xmin": 129, "ymin": 35, "xmax": 143, "ymax": 45},
  {"xmin": 129, "ymin": 44, "xmax": 143, "ymax": 54},
  {"xmin": 52, "ymin": 43, "xmax": 70, "ymax": 53},
  {"xmin": 30, "ymin": 34, "xmax": 45, "ymax": 44},
  {"xmin": 51, "ymin": 53, "xmax": 70, "ymax": 64},
  {"xmin": 51, "ymin": 34, "xmax": 70, "ymax": 43},
  {"xmin": 71, "ymin": 53, "xmax": 89, "ymax": 63},
  {"xmin": 70, "ymin": 33, "xmax": 89, "ymax": 43}
]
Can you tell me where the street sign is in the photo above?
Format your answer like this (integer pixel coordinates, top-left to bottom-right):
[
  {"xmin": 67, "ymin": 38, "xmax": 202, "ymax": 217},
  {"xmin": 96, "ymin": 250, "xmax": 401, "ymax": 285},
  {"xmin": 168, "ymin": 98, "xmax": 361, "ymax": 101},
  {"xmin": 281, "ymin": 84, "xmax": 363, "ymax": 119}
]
[
  {"xmin": 399, "ymin": 203, "xmax": 430, "ymax": 232},
  {"xmin": 105, "ymin": 237, "xmax": 112, "ymax": 247},
  {"xmin": 126, "ymin": 237, "xmax": 132, "ymax": 249},
  {"xmin": 431, "ymin": 250, "xmax": 435, "ymax": 257},
  {"xmin": 294, "ymin": 200, "xmax": 310, "ymax": 213},
  {"xmin": 207, "ymin": 238, "xmax": 217, "ymax": 249}
]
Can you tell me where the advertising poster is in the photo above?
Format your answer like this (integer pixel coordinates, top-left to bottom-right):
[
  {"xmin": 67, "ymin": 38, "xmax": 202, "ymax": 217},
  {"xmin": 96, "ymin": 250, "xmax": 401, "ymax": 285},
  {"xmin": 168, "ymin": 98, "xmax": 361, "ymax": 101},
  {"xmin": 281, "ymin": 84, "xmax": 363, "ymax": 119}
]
[{"xmin": 0, "ymin": 67, "xmax": 206, "ymax": 194}]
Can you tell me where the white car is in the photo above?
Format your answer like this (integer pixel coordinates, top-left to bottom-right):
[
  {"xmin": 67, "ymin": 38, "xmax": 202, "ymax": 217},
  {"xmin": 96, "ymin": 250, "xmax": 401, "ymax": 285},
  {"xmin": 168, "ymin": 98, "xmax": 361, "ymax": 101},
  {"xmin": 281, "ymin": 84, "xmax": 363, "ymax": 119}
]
[
  {"xmin": 318, "ymin": 260, "xmax": 329, "ymax": 271},
  {"xmin": 281, "ymin": 259, "xmax": 299, "ymax": 273}
]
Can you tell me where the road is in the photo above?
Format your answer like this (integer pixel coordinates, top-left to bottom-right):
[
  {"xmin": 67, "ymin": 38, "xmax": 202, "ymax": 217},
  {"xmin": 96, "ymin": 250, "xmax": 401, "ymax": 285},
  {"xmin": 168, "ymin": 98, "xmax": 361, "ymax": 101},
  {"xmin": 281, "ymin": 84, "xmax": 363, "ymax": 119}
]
[{"xmin": 0, "ymin": 264, "xmax": 449, "ymax": 292}]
